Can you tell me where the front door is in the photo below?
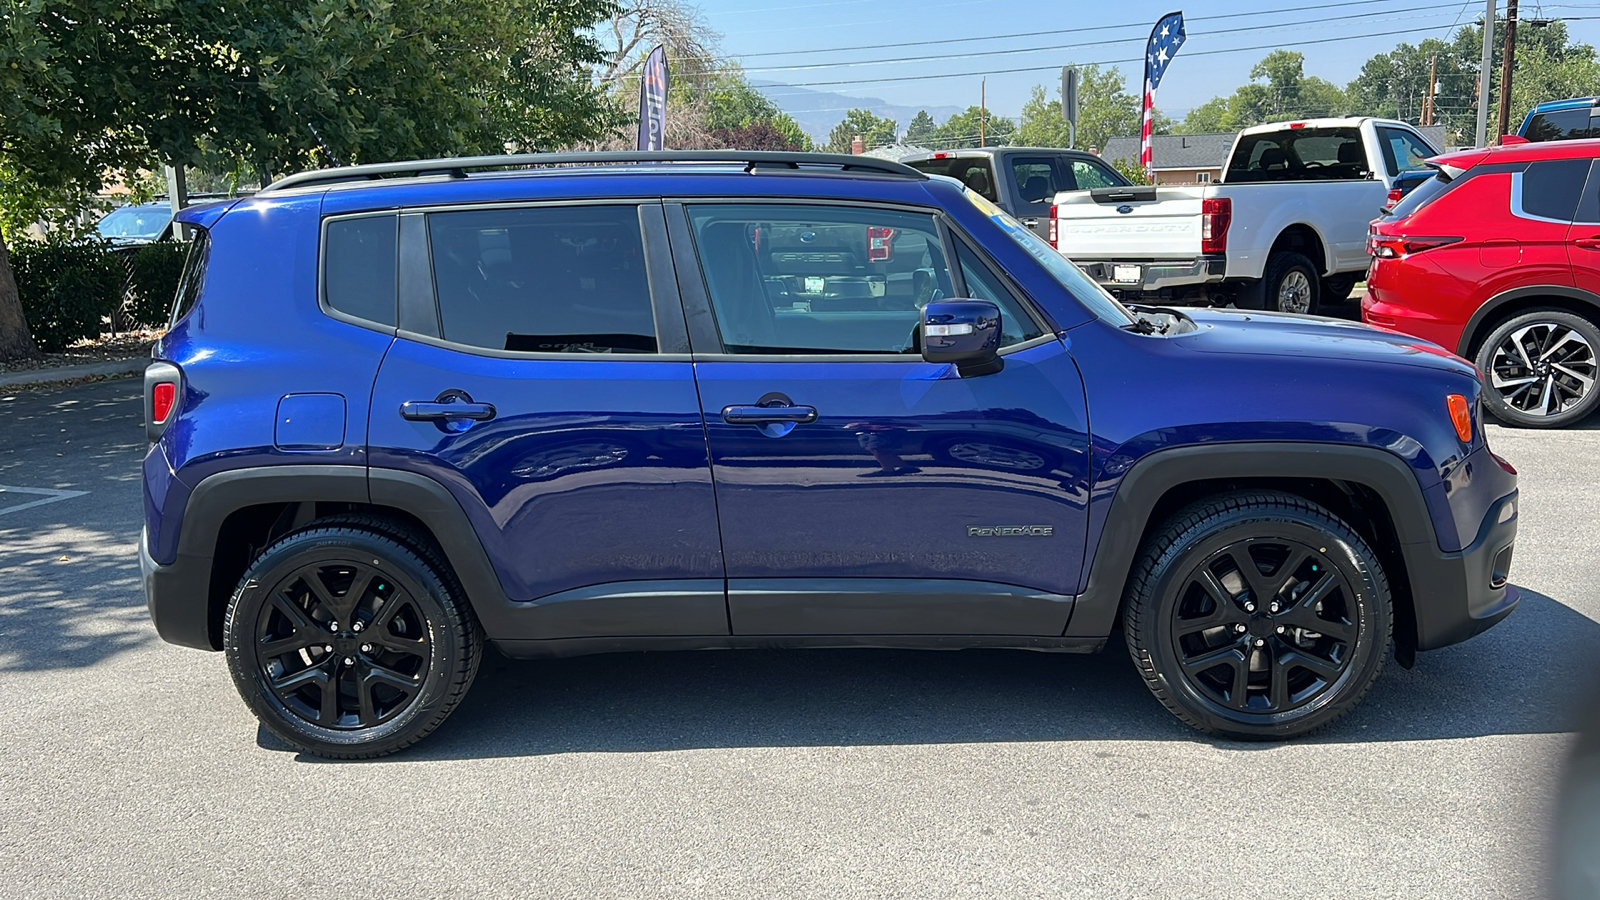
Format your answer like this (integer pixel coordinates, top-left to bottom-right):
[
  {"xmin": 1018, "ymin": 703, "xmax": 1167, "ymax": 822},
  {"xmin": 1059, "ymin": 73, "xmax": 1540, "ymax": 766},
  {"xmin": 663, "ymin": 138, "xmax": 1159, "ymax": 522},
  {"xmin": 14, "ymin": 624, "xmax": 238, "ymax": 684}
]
[
  {"xmin": 367, "ymin": 202, "xmax": 726, "ymax": 640},
  {"xmin": 667, "ymin": 200, "xmax": 1091, "ymax": 636}
]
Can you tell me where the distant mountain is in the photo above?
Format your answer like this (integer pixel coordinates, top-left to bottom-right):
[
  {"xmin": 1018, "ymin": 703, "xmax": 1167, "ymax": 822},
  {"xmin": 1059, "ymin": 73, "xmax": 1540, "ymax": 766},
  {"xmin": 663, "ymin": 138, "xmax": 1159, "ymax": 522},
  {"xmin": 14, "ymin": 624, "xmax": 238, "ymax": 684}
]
[{"xmin": 752, "ymin": 80, "xmax": 965, "ymax": 145}]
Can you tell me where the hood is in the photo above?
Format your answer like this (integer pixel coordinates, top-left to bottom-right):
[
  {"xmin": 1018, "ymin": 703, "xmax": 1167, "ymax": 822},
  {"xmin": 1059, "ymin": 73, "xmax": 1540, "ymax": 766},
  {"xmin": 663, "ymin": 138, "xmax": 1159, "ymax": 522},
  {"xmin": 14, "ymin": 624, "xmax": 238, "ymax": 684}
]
[{"xmin": 1177, "ymin": 308, "xmax": 1477, "ymax": 376}]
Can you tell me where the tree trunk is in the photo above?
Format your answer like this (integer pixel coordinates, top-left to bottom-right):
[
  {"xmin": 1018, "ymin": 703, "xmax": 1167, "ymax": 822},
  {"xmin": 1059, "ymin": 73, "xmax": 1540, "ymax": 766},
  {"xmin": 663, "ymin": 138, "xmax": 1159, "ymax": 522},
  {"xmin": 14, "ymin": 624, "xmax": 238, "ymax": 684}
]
[{"xmin": 0, "ymin": 234, "xmax": 40, "ymax": 362}]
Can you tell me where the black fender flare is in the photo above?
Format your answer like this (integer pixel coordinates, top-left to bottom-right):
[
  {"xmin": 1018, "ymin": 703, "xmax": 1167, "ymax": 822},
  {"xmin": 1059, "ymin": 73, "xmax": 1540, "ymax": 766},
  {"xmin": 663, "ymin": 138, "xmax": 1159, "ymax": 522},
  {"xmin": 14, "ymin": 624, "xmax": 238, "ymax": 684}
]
[
  {"xmin": 1065, "ymin": 443, "xmax": 1438, "ymax": 641},
  {"xmin": 1456, "ymin": 284, "xmax": 1600, "ymax": 357}
]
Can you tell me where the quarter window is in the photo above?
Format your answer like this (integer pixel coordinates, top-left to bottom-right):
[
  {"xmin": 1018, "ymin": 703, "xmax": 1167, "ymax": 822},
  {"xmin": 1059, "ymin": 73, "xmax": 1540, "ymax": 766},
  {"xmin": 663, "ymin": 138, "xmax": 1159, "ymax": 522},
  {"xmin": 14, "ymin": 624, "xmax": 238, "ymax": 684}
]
[
  {"xmin": 426, "ymin": 205, "xmax": 656, "ymax": 353},
  {"xmin": 324, "ymin": 215, "xmax": 398, "ymax": 327},
  {"xmin": 169, "ymin": 228, "xmax": 210, "ymax": 327},
  {"xmin": 1516, "ymin": 159, "xmax": 1590, "ymax": 222}
]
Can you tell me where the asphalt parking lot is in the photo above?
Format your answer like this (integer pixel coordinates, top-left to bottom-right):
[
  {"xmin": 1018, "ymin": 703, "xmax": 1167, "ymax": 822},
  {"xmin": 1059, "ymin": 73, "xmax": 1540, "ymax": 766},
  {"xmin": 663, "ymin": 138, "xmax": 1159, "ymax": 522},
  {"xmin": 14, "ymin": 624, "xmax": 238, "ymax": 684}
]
[{"xmin": 1, "ymin": 373, "xmax": 1595, "ymax": 899}]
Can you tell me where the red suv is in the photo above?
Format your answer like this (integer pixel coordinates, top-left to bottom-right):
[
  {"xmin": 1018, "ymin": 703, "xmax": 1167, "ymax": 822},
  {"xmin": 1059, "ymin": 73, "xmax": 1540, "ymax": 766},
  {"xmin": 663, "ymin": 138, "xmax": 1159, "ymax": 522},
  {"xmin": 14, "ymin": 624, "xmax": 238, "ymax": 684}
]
[{"xmin": 1363, "ymin": 138, "xmax": 1600, "ymax": 427}]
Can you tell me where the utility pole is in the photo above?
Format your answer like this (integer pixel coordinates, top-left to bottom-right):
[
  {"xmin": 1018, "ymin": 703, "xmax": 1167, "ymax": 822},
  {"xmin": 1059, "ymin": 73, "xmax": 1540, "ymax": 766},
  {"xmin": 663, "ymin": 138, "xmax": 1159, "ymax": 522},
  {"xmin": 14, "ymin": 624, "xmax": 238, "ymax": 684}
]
[
  {"xmin": 1476, "ymin": 0, "xmax": 1496, "ymax": 147},
  {"xmin": 1424, "ymin": 54, "xmax": 1437, "ymax": 125},
  {"xmin": 980, "ymin": 78, "xmax": 987, "ymax": 146},
  {"xmin": 1496, "ymin": 0, "xmax": 1519, "ymax": 140}
]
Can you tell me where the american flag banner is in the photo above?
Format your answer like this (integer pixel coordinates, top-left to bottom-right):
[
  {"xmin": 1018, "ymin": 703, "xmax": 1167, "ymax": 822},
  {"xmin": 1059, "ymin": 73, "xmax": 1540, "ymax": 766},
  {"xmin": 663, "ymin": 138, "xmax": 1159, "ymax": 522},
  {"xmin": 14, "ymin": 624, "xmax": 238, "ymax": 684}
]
[{"xmin": 1141, "ymin": 11, "xmax": 1186, "ymax": 179}]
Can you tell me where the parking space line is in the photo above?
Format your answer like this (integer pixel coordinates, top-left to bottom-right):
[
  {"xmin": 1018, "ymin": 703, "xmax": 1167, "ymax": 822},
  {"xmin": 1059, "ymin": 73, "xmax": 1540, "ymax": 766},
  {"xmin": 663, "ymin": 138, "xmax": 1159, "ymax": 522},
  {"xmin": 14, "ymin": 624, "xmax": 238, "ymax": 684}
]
[{"xmin": 0, "ymin": 486, "xmax": 90, "ymax": 516}]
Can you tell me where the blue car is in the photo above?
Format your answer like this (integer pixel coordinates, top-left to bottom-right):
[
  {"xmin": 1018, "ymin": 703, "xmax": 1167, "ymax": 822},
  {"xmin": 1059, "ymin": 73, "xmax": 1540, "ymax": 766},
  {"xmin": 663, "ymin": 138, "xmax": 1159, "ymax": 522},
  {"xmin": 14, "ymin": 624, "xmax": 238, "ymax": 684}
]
[
  {"xmin": 1519, "ymin": 97, "xmax": 1600, "ymax": 141},
  {"xmin": 140, "ymin": 151, "xmax": 1520, "ymax": 757}
]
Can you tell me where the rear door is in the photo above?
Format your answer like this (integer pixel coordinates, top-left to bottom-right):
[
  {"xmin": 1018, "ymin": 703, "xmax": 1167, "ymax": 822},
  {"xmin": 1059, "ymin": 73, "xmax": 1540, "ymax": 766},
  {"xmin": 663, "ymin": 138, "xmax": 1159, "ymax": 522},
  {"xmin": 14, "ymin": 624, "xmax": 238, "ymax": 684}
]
[
  {"xmin": 666, "ymin": 199, "xmax": 1091, "ymax": 637},
  {"xmin": 366, "ymin": 201, "xmax": 727, "ymax": 640},
  {"xmin": 1565, "ymin": 159, "xmax": 1600, "ymax": 293}
]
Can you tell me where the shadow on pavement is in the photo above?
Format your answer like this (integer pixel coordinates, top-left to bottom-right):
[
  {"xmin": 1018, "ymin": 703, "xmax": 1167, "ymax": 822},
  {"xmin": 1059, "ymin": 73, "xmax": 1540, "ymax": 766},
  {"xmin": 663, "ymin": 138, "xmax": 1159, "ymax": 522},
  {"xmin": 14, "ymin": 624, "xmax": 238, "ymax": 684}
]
[
  {"xmin": 0, "ymin": 522, "xmax": 147, "ymax": 671},
  {"xmin": 280, "ymin": 586, "xmax": 1597, "ymax": 762}
]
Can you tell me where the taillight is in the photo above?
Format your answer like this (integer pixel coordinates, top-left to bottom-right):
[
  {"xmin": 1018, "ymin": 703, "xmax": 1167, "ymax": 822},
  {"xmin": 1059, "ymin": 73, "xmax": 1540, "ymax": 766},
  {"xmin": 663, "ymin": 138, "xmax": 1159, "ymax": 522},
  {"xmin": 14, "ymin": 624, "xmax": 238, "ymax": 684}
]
[
  {"xmin": 145, "ymin": 362, "xmax": 181, "ymax": 442},
  {"xmin": 866, "ymin": 226, "xmax": 895, "ymax": 262},
  {"xmin": 1200, "ymin": 197, "xmax": 1231, "ymax": 254},
  {"xmin": 1385, "ymin": 187, "xmax": 1404, "ymax": 208},
  {"xmin": 1048, "ymin": 204, "xmax": 1058, "ymax": 249},
  {"xmin": 1369, "ymin": 235, "xmax": 1461, "ymax": 259}
]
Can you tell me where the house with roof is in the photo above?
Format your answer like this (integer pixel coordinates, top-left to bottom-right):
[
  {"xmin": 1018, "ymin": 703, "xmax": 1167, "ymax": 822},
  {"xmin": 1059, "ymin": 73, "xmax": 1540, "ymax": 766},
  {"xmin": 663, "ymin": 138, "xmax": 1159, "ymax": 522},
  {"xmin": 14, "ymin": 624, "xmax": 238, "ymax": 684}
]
[{"xmin": 1099, "ymin": 124, "xmax": 1452, "ymax": 184}]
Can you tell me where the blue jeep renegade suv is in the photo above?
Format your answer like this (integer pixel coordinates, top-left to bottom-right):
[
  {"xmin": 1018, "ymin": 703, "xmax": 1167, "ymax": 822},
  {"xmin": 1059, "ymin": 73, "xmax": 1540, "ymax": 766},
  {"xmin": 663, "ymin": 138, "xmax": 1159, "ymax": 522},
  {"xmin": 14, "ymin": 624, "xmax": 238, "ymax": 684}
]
[{"xmin": 140, "ymin": 151, "xmax": 1520, "ymax": 757}]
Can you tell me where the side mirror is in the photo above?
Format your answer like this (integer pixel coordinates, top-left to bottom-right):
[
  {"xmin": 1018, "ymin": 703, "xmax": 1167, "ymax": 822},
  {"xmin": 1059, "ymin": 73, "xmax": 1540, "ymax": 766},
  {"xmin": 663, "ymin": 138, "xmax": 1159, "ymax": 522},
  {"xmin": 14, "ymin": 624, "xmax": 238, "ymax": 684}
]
[{"xmin": 921, "ymin": 299, "xmax": 1003, "ymax": 377}]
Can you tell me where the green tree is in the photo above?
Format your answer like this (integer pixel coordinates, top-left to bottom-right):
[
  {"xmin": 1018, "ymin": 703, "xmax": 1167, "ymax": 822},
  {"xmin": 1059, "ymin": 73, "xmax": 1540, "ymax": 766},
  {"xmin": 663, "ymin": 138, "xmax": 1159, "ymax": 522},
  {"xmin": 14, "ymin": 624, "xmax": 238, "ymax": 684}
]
[
  {"xmin": 696, "ymin": 65, "xmax": 812, "ymax": 150},
  {"xmin": 1177, "ymin": 51, "xmax": 1346, "ymax": 133},
  {"xmin": 905, "ymin": 110, "xmax": 939, "ymax": 146},
  {"xmin": 825, "ymin": 109, "xmax": 898, "ymax": 153},
  {"xmin": 1015, "ymin": 65, "xmax": 1164, "ymax": 150},
  {"xmin": 0, "ymin": 0, "xmax": 622, "ymax": 361},
  {"xmin": 927, "ymin": 106, "xmax": 1016, "ymax": 149}
]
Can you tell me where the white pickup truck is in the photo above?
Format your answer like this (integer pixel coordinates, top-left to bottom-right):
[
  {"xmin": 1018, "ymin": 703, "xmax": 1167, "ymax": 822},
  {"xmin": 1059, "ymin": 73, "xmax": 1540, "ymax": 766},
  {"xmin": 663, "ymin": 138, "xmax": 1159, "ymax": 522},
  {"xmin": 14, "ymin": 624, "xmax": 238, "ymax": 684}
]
[{"xmin": 1049, "ymin": 117, "xmax": 1440, "ymax": 314}]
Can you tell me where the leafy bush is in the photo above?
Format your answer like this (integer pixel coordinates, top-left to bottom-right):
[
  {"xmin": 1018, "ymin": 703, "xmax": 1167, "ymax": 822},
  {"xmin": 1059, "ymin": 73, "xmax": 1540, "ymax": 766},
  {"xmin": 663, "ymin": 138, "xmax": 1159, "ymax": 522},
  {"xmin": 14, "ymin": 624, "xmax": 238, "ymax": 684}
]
[
  {"xmin": 10, "ymin": 239, "xmax": 124, "ymax": 351},
  {"xmin": 123, "ymin": 241, "xmax": 189, "ymax": 328}
]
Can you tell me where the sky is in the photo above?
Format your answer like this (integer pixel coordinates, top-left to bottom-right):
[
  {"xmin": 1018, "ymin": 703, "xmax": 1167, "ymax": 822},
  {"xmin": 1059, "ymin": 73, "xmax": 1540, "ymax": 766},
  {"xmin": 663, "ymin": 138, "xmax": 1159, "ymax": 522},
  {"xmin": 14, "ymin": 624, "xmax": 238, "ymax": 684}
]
[{"xmin": 688, "ymin": 0, "xmax": 1600, "ymax": 122}]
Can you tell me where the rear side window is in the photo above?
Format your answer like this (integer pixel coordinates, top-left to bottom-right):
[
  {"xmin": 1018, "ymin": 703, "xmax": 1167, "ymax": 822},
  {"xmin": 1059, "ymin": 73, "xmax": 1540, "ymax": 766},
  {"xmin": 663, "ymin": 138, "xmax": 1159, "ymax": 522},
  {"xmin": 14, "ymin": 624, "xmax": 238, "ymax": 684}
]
[
  {"xmin": 1524, "ymin": 108, "xmax": 1592, "ymax": 141},
  {"xmin": 427, "ymin": 205, "xmax": 656, "ymax": 353},
  {"xmin": 1515, "ymin": 159, "xmax": 1591, "ymax": 222},
  {"xmin": 169, "ymin": 228, "xmax": 210, "ymax": 326},
  {"xmin": 324, "ymin": 215, "xmax": 398, "ymax": 326}
]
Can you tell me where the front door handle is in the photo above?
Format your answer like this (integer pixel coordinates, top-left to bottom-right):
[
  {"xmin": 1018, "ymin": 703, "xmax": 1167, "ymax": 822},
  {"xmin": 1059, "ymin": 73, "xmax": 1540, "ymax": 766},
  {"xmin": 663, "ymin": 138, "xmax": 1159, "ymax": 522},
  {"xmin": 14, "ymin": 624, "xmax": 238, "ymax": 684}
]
[
  {"xmin": 1576, "ymin": 236, "xmax": 1600, "ymax": 250},
  {"xmin": 722, "ymin": 404, "xmax": 818, "ymax": 425}
]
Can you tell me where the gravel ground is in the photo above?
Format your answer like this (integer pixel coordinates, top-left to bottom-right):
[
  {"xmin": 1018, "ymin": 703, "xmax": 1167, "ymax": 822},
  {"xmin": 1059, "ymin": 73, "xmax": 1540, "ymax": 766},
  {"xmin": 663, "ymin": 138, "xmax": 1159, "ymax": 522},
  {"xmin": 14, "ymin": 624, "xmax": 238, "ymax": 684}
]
[
  {"xmin": 0, "ymin": 332, "xmax": 155, "ymax": 375},
  {"xmin": 0, "ymin": 377, "xmax": 1593, "ymax": 899}
]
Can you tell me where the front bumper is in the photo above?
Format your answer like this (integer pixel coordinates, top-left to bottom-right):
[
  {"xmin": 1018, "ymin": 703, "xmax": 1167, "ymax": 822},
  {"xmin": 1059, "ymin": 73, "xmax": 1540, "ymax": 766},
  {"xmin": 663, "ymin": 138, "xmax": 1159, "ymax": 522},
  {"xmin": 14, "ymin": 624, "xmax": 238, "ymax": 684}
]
[
  {"xmin": 1410, "ymin": 490, "xmax": 1520, "ymax": 651},
  {"xmin": 142, "ymin": 526, "xmax": 218, "ymax": 651},
  {"xmin": 1074, "ymin": 255, "xmax": 1227, "ymax": 293}
]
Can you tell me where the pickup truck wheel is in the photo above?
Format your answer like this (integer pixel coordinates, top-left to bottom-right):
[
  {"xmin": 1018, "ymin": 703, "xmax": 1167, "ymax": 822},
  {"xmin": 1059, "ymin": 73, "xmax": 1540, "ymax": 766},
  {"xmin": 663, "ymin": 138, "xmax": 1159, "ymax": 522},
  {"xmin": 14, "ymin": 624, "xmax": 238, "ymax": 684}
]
[
  {"xmin": 223, "ymin": 525, "xmax": 483, "ymax": 759},
  {"xmin": 1262, "ymin": 252, "xmax": 1320, "ymax": 315},
  {"xmin": 1123, "ymin": 491, "xmax": 1391, "ymax": 740},
  {"xmin": 1474, "ymin": 309, "xmax": 1600, "ymax": 428},
  {"xmin": 1321, "ymin": 274, "xmax": 1359, "ymax": 304}
]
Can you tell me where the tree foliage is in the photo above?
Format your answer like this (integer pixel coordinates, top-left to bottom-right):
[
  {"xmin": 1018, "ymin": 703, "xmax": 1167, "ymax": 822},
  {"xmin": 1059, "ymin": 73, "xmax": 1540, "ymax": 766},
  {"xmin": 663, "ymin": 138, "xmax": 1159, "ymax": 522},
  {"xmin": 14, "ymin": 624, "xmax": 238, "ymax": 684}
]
[
  {"xmin": 1015, "ymin": 65, "xmax": 1167, "ymax": 151},
  {"xmin": 825, "ymin": 109, "xmax": 898, "ymax": 153},
  {"xmin": 1177, "ymin": 51, "xmax": 1348, "ymax": 133},
  {"xmin": 904, "ymin": 110, "xmax": 938, "ymax": 146}
]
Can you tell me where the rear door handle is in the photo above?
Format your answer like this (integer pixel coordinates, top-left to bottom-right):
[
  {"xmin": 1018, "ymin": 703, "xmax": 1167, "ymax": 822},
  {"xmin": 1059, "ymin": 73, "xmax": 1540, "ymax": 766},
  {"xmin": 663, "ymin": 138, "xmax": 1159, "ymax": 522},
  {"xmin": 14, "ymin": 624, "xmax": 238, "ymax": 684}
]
[
  {"xmin": 401, "ymin": 400, "xmax": 496, "ymax": 421},
  {"xmin": 1575, "ymin": 236, "xmax": 1600, "ymax": 250},
  {"xmin": 722, "ymin": 404, "xmax": 818, "ymax": 425}
]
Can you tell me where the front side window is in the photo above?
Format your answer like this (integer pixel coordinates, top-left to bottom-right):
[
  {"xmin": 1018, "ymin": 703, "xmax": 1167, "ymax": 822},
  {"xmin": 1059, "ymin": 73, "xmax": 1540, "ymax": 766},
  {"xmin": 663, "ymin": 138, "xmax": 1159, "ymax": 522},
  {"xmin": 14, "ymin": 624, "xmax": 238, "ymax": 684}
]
[
  {"xmin": 1515, "ymin": 159, "xmax": 1590, "ymax": 222},
  {"xmin": 686, "ymin": 203, "xmax": 1041, "ymax": 355},
  {"xmin": 324, "ymin": 214, "xmax": 398, "ymax": 327},
  {"xmin": 1377, "ymin": 127, "xmax": 1438, "ymax": 176},
  {"xmin": 1071, "ymin": 159, "xmax": 1125, "ymax": 190},
  {"xmin": 426, "ymin": 205, "xmax": 656, "ymax": 353}
]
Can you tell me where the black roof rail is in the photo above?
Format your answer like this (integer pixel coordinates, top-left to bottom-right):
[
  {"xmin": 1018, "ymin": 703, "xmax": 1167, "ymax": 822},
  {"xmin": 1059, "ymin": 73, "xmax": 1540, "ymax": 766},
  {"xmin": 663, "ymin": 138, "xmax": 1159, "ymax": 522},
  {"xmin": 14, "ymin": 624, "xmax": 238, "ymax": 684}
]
[{"xmin": 261, "ymin": 150, "xmax": 927, "ymax": 193}]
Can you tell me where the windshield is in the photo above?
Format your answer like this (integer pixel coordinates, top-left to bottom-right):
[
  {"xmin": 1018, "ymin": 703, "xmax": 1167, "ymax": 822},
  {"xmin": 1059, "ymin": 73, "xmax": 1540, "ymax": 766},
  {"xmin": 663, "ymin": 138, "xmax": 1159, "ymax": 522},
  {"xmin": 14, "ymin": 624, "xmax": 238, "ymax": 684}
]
[
  {"xmin": 97, "ymin": 205, "xmax": 171, "ymax": 240},
  {"xmin": 959, "ymin": 187, "xmax": 1135, "ymax": 327}
]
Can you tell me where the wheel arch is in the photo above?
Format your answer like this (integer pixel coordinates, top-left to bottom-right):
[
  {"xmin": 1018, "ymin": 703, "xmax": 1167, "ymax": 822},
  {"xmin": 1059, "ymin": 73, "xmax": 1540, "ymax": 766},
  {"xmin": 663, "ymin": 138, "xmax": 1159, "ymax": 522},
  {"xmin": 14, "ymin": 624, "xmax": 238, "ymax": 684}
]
[
  {"xmin": 1269, "ymin": 224, "xmax": 1329, "ymax": 275},
  {"xmin": 156, "ymin": 466, "xmax": 508, "ymax": 651},
  {"xmin": 1068, "ymin": 444, "xmax": 1436, "ymax": 663},
  {"xmin": 1456, "ymin": 285, "xmax": 1600, "ymax": 358}
]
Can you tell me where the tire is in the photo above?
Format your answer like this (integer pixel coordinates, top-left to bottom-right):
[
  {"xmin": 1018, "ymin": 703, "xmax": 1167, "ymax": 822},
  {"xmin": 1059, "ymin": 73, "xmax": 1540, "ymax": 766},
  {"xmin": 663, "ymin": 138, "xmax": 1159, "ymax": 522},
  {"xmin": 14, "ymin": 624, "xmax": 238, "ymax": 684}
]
[
  {"xmin": 1260, "ymin": 251, "xmax": 1321, "ymax": 315},
  {"xmin": 1321, "ymin": 274, "xmax": 1358, "ymax": 305},
  {"xmin": 1123, "ymin": 491, "xmax": 1392, "ymax": 740},
  {"xmin": 223, "ymin": 524, "xmax": 483, "ymax": 759},
  {"xmin": 1473, "ymin": 309, "xmax": 1600, "ymax": 428}
]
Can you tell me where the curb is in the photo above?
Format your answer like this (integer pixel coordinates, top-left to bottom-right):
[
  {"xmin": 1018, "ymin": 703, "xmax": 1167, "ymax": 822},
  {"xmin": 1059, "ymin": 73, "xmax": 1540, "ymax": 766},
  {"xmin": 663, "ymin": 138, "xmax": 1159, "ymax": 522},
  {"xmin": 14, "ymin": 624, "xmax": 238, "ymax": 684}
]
[{"xmin": 0, "ymin": 357, "xmax": 147, "ymax": 390}]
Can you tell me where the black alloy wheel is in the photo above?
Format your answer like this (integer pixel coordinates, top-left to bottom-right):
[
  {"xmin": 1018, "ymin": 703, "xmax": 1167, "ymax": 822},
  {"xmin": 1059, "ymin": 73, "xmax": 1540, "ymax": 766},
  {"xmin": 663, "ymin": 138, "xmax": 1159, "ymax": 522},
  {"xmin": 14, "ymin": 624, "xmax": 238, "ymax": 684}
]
[
  {"xmin": 224, "ymin": 524, "xmax": 481, "ymax": 758},
  {"xmin": 1125, "ymin": 491, "xmax": 1391, "ymax": 740}
]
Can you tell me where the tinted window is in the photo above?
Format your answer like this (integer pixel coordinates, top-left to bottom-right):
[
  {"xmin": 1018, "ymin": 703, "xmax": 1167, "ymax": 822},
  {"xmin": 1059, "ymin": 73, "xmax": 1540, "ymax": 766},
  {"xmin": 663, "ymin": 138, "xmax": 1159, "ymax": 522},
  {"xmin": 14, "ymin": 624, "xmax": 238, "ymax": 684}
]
[
  {"xmin": 1388, "ymin": 171, "xmax": 1453, "ymax": 219},
  {"xmin": 1012, "ymin": 158, "xmax": 1064, "ymax": 213},
  {"xmin": 953, "ymin": 242, "xmax": 1045, "ymax": 347},
  {"xmin": 1226, "ymin": 127, "xmax": 1368, "ymax": 182},
  {"xmin": 97, "ymin": 205, "xmax": 172, "ymax": 240},
  {"xmin": 1072, "ymin": 159, "xmax": 1125, "ymax": 189},
  {"xmin": 1517, "ymin": 159, "xmax": 1590, "ymax": 222},
  {"xmin": 1377, "ymin": 127, "xmax": 1437, "ymax": 176},
  {"xmin": 905, "ymin": 157, "xmax": 999, "ymax": 200},
  {"xmin": 688, "ymin": 203, "xmax": 963, "ymax": 354},
  {"xmin": 1525, "ymin": 108, "xmax": 1591, "ymax": 142},
  {"xmin": 169, "ymin": 228, "xmax": 210, "ymax": 326},
  {"xmin": 324, "ymin": 215, "xmax": 398, "ymax": 326},
  {"xmin": 427, "ymin": 205, "xmax": 656, "ymax": 353}
]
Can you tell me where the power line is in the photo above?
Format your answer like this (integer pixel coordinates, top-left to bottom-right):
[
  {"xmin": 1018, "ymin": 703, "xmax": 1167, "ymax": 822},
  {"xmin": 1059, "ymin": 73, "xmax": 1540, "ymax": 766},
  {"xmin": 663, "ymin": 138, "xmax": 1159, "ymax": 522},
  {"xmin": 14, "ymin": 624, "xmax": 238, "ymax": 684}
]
[
  {"xmin": 760, "ymin": 21, "xmax": 1478, "ymax": 91},
  {"xmin": 743, "ymin": 5, "xmax": 1451, "ymax": 74}
]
